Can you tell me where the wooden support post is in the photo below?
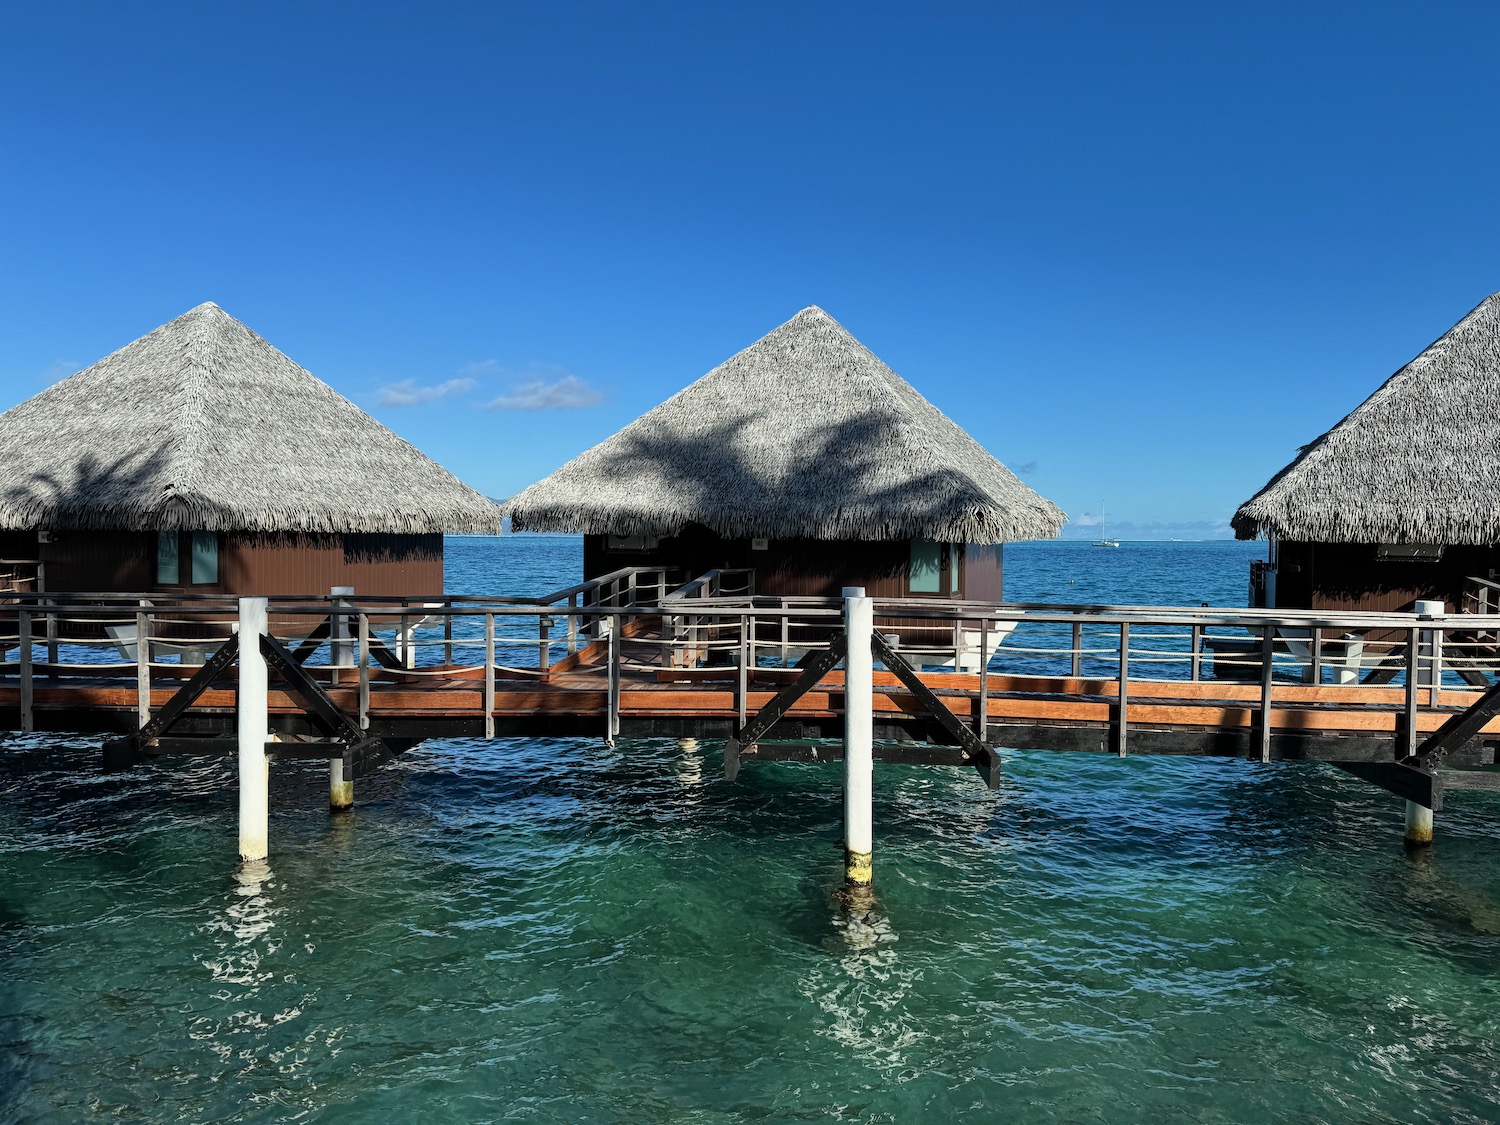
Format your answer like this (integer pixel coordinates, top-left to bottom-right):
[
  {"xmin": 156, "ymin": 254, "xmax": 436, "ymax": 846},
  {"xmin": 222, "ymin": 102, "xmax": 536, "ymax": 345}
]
[
  {"xmin": 1114, "ymin": 622, "xmax": 1129, "ymax": 758},
  {"xmin": 136, "ymin": 599, "xmax": 152, "ymax": 729},
  {"xmin": 1404, "ymin": 628, "xmax": 1420, "ymax": 760},
  {"xmin": 843, "ymin": 587, "xmax": 874, "ymax": 889},
  {"xmin": 1071, "ymin": 621, "xmax": 1083, "ymax": 679},
  {"xmin": 238, "ymin": 597, "xmax": 270, "ymax": 862},
  {"xmin": 357, "ymin": 613, "xmax": 370, "ymax": 730},
  {"xmin": 18, "ymin": 608, "xmax": 32, "ymax": 733},
  {"xmin": 483, "ymin": 613, "xmax": 495, "ymax": 740},
  {"xmin": 1259, "ymin": 624, "xmax": 1274, "ymax": 763},
  {"xmin": 1190, "ymin": 624, "xmax": 1202, "ymax": 683}
]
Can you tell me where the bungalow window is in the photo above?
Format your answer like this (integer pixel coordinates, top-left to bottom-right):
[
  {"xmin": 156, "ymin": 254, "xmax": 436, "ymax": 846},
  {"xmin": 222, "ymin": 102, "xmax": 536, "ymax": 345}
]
[
  {"xmin": 191, "ymin": 531, "xmax": 219, "ymax": 584},
  {"xmin": 607, "ymin": 534, "xmax": 659, "ymax": 552},
  {"xmin": 910, "ymin": 539, "xmax": 942, "ymax": 593},
  {"xmin": 156, "ymin": 530, "xmax": 180, "ymax": 585},
  {"xmin": 155, "ymin": 530, "xmax": 219, "ymax": 585}
]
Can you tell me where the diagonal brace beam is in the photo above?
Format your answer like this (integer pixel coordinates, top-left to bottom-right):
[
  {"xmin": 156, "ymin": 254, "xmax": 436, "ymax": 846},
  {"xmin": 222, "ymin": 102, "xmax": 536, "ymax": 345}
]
[
  {"xmin": 289, "ymin": 615, "xmax": 333, "ymax": 665},
  {"xmin": 260, "ymin": 633, "xmax": 365, "ymax": 743},
  {"xmin": 724, "ymin": 635, "xmax": 846, "ymax": 780},
  {"xmin": 871, "ymin": 633, "xmax": 1000, "ymax": 790},
  {"xmin": 1411, "ymin": 674, "xmax": 1500, "ymax": 767}
]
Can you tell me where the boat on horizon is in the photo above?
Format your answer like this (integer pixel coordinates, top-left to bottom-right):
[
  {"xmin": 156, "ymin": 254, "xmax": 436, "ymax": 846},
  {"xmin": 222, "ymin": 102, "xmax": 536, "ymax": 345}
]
[{"xmin": 1092, "ymin": 502, "xmax": 1121, "ymax": 548}]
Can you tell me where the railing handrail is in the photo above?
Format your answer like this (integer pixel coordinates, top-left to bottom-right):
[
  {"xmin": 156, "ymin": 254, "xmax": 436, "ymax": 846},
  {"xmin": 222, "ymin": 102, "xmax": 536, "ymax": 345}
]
[{"xmin": 661, "ymin": 567, "xmax": 755, "ymax": 604}]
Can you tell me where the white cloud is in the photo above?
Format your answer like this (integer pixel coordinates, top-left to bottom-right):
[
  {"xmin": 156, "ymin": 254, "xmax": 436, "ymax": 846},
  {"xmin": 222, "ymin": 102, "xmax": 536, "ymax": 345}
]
[
  {"xmin": 375, "ymin": 377, "xmax": 477, "ymax": 407},
  {"xmin": 457, "ymin": 359, "xmax": 503, "ymax": 380},
  {"xmin": 486, "ymin": 372, "xmax": 602, "ymax": 411}
]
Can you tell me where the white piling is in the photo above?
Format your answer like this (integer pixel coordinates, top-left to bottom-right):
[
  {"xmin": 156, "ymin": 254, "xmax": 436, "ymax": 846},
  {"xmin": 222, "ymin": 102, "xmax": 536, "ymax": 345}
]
[
  {"xmin": 237, "ymin": 597, "xmax": 270, "ymax": 862},
  {"xmin": 1405, "ymin": 800, "xmax": 1434, "ymax": 847},
  {"xmin": 1406, "ymin": 599, "xmax": 1445, "ymax": 847},
  {"xmin": 329, "ymin": 586, "xmax": 355, "ymax": 812},
  {"xmin": 330, "ymin": 585, "xmax": 355, "ymax": 670},
  {"xmin": 843, "ymin": 587, "xmax": 874, "ymax": 887}
]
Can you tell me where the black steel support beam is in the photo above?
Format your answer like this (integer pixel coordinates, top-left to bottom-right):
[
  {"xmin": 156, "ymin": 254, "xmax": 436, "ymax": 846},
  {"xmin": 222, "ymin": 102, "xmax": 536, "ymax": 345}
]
[
  {"xmin": 724, "ymin": 636, "xmax": 846, "ymax": 782},
  {"xmin": 1334, "ymin": 761, "xmax": 1441, "ymax": 811}
]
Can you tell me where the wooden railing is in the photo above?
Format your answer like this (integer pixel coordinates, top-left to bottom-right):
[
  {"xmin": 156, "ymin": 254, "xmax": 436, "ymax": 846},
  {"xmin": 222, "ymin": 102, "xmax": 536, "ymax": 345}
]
[{"xmin": 5, "ymin": 588, "xmax": 1500, "ymax": 764}]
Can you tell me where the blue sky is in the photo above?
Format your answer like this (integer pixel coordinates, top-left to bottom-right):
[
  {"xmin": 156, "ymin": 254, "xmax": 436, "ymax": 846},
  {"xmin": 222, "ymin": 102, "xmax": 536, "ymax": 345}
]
[{"xmin": 4, "ymin": 2, "xmax": 1498, "ymax": 539}]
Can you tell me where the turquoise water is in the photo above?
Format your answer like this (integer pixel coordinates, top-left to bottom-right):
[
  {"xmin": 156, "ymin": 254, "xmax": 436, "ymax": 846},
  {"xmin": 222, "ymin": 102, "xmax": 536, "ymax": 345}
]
[{"xmin": 5, "ymin": 538, "xmax": 1500, "ymax": 1123}]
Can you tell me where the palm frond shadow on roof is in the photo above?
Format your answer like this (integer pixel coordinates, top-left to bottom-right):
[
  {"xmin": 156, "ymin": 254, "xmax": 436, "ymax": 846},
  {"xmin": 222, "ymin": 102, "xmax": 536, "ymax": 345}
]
[
  {"xmin": 505, "ymin": 306, "xmax": 1065, "ymax": 544},
  {"xmin": 0, "ymin": 303, "xmax": 504, "ymax": 534},
  {"xmin": 1233, "ymin": 291, "xmax": 1500, "ymax": 545}
]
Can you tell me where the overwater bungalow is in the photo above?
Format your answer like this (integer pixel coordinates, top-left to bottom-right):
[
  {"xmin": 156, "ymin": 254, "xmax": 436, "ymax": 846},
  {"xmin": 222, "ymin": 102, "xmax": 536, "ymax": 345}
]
[
  {"xmin": 506, "ymin": 305, "xmax": 1063, "ymax": 618},
  {"xmin": 0, "ymin": 302, "xmax": 502, "ymax": 599},
  {"xmin": 1234, "ymin": 290, "xmax": 1500, "ymax": 615}
]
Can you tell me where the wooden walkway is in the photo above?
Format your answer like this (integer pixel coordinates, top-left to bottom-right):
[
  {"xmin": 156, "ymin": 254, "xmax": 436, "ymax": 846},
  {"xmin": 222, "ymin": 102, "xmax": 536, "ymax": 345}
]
[{"xmin": 5, "ymin": 572, "xmax": 1500, "ymax": 811}]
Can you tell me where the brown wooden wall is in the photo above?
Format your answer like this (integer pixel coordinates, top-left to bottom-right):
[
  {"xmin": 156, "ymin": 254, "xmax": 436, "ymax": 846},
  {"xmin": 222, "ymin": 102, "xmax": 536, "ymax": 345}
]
[
  {"xmin": 583, "ymin": 525, "xmax": 1005, "ymax": 602},
  {"xmin": 1274, "ymin": 540, "xmax": 1500, "ymax": 613},
  {"xmin": 25, "ymin": 530, "xmax": 444, "ymax": 597},
  {"xmin": 229, "ymin": 533, "xmax": 443, "ymax": 596}
]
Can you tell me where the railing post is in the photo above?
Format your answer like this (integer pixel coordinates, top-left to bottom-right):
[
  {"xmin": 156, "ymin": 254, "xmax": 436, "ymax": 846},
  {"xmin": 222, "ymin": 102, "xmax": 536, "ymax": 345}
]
[
  {"xmin": 399, "ymin": 598, "xmax": 413, "ymax": 669},
  {"xmin": 780, "ymin": 613, "xmax": 790, "ymax": 668},
  {"xmin": 44, "ymin": 598, "xmax": 57, "ymax": 670},
  {"xmin": 1404, "ymin": 627, "xmax": 1420, "ymax": 760},
  {"xmin": 737, "ymin": 614, "xmax": 749, "ymax": 727},
  {"xmin": 357, "ymin": 613, "xmax": 370, "ymax": 730},
  {"xmin": 18, "ymin": 608, "xmax": 32, "ymax": 733},
  {"xmin": 136, "ymin": 598, "xmax": 152, "ymax": 728},
  {"xmin": 237, "ymin": 597, "xmax": 270, "ymax": 862},
  {"xmin": 1115, "ymin": 622, "xmax": 1129, "ymax": 757},
  {"xmin": 568, "ymin": 594, "xmax": 579, "ymax": 655},
  {"xmin": 539, "ymin": 615, "xmax": 551, "ymax": 675},
  {"xmin": 1071, "ymin": 621, "xmax": 1083, "ymax": 679},
  {"xmin": 484, "ymin": 613, "xmax": 495, "ymax": 740},
  {"xmin": 444, "ymin": 599, "xmax": 454, "ymax": 666},
  {"xmin": 843, "ymin": 587, "xmax": 874, "ymax": 890},
  {"xmin": 975, "ymin": 623, "xmax": 990, "ymax": 740},
  {"xmin": 1259, "ymin": 624, "xmax": 1274, "ymax": 763},
  {"xmin": 1190, "ymin": 623, "xmax": 1203, "ymax": 683},
  {"xmin": 1310, "ymin": 627, "xmax": 1323, "ymax": 686},
  {"xmin": 607, "ymin": 612, "xmax": 621, "ymax": 745}
]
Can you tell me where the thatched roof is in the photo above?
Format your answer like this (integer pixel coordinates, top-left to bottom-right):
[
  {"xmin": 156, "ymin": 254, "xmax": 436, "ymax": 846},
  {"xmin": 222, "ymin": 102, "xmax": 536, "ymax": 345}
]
[
  {"xmin": 1234, "ymin": 291, "xmax": 1500, "ymax": 544},
  {"xmin": 0, "ymin": 303, "xmax": 503, "ymax": 534},
  {"xmin": 506, "ymin": 306, "xmax": 1064, "ymax": 543}
]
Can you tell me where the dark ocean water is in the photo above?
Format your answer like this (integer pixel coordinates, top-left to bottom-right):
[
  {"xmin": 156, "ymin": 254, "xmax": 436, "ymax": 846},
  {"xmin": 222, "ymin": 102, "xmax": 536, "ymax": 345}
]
[{"xmin": 4, "ymin": 537, "xmax": 1500, "ymax": 1124}]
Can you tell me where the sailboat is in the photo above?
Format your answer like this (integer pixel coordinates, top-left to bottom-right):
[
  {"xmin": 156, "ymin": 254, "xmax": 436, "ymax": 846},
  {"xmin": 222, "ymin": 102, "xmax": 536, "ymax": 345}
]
[{"xmin": 1092, "ymin": 503, "xmax": 1121, "ymax": 548}]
